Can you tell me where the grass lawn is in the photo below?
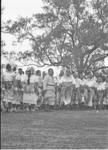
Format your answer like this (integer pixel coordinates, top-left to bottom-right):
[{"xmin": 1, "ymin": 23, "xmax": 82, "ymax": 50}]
[{"xmin": 1, "ymin": 110, "xmax": 108, "ymax": 149}]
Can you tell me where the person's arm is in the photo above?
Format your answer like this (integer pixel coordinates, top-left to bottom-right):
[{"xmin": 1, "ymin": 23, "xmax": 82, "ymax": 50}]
[
  {"xmin": 43, "ymin": 76, "xmax": 48, "ymax": 91},
  {"xmin": 34, "ymin": 81, "xmax": 39, "ymax": 95},
  {"xmin": 34, "ymin": 76, "xmax": 38, "ymax": 87},
  {"xmin": 38, "ymin": 77, "xmax": 43, "ymax": 89},
  {"xmin": 84, "ymin": 79, "xmax": 88, "ymax": 88},
  {"xmin": 21, "ymin": 75, "xmax": 27, "ymax": 89},
  {"xmin": 71, "ymin": 75, "xmax": 76, "ymax": 86}
]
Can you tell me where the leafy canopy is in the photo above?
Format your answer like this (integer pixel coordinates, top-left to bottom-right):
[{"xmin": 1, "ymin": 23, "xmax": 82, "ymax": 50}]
[{"xmin": 3, "ymin": 0, "xmax": 108, "ymax": 74}]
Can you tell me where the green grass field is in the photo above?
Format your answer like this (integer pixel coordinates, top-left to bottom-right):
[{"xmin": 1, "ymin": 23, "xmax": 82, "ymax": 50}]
[{"xmin": 1, "ymin": 110, "xmax": 108, "ymax": 149}]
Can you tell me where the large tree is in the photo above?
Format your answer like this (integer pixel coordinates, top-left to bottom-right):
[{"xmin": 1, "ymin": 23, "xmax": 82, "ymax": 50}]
[{"xmin": 3, "ymin": 0, "xmax": 108, "ymax": 74}]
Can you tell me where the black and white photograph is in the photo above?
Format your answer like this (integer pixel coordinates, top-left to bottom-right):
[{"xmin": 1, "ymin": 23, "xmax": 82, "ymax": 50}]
[{"xmin": 1, "ymin": 0, "xmax": 108, "ymax": 149}]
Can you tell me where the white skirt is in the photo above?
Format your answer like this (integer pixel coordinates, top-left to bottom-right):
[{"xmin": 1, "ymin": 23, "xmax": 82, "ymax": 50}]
[{"xmin": 23, "ymin": 93, "xmax": 38, "ymax": 105}]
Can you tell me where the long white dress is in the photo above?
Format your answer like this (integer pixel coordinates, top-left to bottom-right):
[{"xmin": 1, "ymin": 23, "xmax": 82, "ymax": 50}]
[
  {"xmin": 22, "ymin": 75, "xmax": 38, "ymax": 105},
  {"xmin": 43, "ymin": 75, "xmax": 56, "ymax": 106},
  {"xmin": 61, "ymin": 75, "xmax": 75, "ymax": 105},
  {"xmin": 35, "ymin": 75, "xmax": 43, "ymax": 106}
]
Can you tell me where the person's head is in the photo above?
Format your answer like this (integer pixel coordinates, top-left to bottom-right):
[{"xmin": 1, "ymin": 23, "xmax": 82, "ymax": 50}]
[
  {"xmin": 36, "ymin": 70, "xmax": 41, "ymax": 76},
  {"xmin": 73, "ymin": 72, "xmax": 78, "ymax": 78},
  {"xmin": 94, "ymin": 72, "xmax": 99, "ymax": 78},
  {"xmin": 65, "ymin": 68, "xmax": 71, "ymax": 77},
  {"xmin": 30, "ymin": 67, "xmax": 34, "ymax": 75},
  {"xmin": 26, "ymin": 69, "xmax": 30, "ymax": 75},
  {"xmin": 25, "ymin": 70, "xmax": 28, "ymax": 75},
  {"xmin": 79, "ymin": 73, "xmax": 83, "ymax": 80},
  {"xmin": 87, "ymin": 72, "xmax": 93, "ymax": 79},
  {"xmin": 13, "ymin": 66, "xmax": 17, "ymax": 72},
  {"xmin": 6, "ymin": 64, "xmax": 11, "ymax": 72},
  {"xmin": 59, "ymin": 70, "xmax": 64, "ymax": 77},
  {"xmin": 97, "ymin": 76, "xmax": 103, "ymax": 83},
  {"xmin": 42, "ymin": 71, "xmax": 46, "ymax": 79},
  {"xmin": 48, "ymin": 68, "xmax": 54, "ymax": 76},
  {"xmin": 18, "ymin": 68, "xmax": 22, "ymax": 75}
]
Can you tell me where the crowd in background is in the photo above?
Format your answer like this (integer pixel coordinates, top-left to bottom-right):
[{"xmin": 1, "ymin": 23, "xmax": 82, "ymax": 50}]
[{"xmin": 1, "ymin": 63, "xmax": 108, "ymax": 112}]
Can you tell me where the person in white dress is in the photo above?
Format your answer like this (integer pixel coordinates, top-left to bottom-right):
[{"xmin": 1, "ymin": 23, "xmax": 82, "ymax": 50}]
[
  {"xmin": 43, "ymin": 68, "xmax": 56, "ymax": 110},
  {"xmin": 35, "ymin": 70, "xmax": 43, "ymax": 107},
  {"xmin": 22, "ymin": 68, "xmax": 38, "ymax": 111},
  {"xmin": 60, "ymin": 68, "xmax": 76, "ymax": 109}
]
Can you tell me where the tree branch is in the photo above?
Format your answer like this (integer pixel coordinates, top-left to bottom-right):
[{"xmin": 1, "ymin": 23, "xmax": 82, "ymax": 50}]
[
  {"xmin": 87, "ymin": 54, "xmax": 108, "ymax": 70},
  {"xmin": 93, "ymin": 66, "xmax": 108, "ymax": 73}
]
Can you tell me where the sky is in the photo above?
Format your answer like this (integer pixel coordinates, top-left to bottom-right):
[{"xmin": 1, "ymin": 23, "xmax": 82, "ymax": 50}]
[
  {"xmin": 2, "ymin": 0, "xmax": 43, "ymax": 20},
  {"xmin": 1, "ymin": 0, "xmax": 108, "ymax": 66},
  {"xmin": 2, "ymin": 0, "xmax": 43, "ymax": 52}
]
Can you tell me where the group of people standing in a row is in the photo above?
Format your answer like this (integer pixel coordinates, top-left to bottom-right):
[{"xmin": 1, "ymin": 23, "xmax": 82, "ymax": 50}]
[{"xmin": 1, "ymin": 63, "xmax": 108, "ymax": 112}]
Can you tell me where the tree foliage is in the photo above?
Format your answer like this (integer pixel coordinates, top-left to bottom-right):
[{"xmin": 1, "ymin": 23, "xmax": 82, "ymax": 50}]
[{"xmin": 3, "ymin": 0, "xmax": 108, "ymax": 74}]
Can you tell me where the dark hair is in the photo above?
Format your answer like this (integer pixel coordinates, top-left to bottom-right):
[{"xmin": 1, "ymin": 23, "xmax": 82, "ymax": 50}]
[
  {"xmin": 6, "ymin": 64, "xmax": 11, "ymax": 71},
  {"xmin": 42, "ymin": 71, "xmax": 46, "ymax": 79},
  {"xmin": 48, "ymin": 68, "xmax": 53, "ymax": 73},
  {"xmin": 27, "ymin": 70, "xmax": 31, "ymax": 84},
  {"xmin": 36, "ymin": 70, "xmax": 41, "ymax": 76},
  {"xmin": 18, "ymin": 68, "xmax": 22, "ymax": 74},
  {"xmin": 59, "ymin": 70, "xmax": 64, "ymax": 77},
  {"xmin": 102, "ymin": 75, "xmax": 105, "ymax": 82},
  {"xmin": 18, "ymin": 68, "xmax": 22, "ymax": 71},
  {"xmin": 13, "ymin": 66, "xmax": 16, "ymax": 72}
]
